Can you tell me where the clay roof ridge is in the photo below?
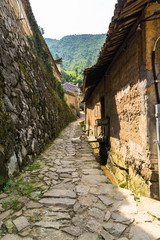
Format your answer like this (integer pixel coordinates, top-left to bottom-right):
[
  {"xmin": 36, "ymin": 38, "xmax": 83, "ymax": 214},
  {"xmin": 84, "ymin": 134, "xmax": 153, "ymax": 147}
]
[
  {"xmin": 83, "ymin": 0, "xmax": 154, "ymax": 100},
  {"xmin": 62, "ymin": 82, "xmax": 78, "ymax": 92}
]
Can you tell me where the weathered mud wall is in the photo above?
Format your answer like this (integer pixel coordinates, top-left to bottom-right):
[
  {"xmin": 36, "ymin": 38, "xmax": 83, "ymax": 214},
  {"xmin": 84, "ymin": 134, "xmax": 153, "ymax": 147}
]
[
  {"xmin": 85, "ymin": 32, "xmax": 151, "ymax": 196},
  {"xmin": 0, "ymin": 0, "xmax": 75, "ymax": 187},
  {"xmin": 85, "ymin": 2, "xmax": 160, "ymax": 199}
]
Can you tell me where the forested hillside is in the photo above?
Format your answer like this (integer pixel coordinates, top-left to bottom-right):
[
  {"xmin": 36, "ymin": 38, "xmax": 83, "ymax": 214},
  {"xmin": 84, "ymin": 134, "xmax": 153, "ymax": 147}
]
[{"xmin": 45, "ymin": 34, "xmax": 106, "ymax": 85}]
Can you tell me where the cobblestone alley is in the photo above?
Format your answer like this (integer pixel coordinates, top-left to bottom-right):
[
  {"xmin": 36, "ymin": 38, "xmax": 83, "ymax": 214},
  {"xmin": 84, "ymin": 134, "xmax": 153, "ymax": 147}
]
[{"xmin": 0, "ymin": 119, "xmax": 160, "ymax": 240}]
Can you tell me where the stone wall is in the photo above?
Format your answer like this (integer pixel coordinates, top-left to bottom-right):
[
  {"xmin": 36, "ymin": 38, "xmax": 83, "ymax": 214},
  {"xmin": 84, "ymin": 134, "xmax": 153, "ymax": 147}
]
[
  {"xmin": 8, "ymin": 0, "xmax": 32, "ymax": 36},
  {"xmin": 85, "ymin": 2, "xmax": 160, "ymax": 199},
  {"xmin": 0, "ymin": 0, "xmax": 75, "ymax": 187}
]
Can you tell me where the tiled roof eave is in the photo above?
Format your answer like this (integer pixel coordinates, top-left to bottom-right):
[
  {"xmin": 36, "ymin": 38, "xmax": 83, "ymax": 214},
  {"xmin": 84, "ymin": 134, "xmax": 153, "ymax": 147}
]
[{"xmin": 83, "ymin": 0, "xmax": 153, "ymax": 93}]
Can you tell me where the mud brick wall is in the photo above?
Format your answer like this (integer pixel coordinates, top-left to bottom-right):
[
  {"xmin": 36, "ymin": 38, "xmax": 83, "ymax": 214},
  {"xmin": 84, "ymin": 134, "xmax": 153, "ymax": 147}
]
[
  {"xmin": 107, "ymin": 32, "xmax": 151, "ymax": 197},
  {"xmin": 85, "ymin": 2, "xmax": 160, "ymax": 199}
]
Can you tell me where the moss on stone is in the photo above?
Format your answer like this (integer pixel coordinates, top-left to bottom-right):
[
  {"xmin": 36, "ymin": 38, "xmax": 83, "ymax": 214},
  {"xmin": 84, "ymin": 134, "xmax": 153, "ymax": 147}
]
[
  {"xmin": 32, "ymin": 91, "xmax": 39, "ymax": 109},
  {"xmin": 0, "ymin": 109, "xmax": 17, "ymax": 190},
  {"xmin": 0, "ymin": 99, "xmax": 2, "ymax": 108},
  {"xmin": 128, "ymin": 167, "xmax": 151, "ymax": 198},
  {"xmin": 108, "ymin": 148, "xmax": 128, "ymax": 185},
  {"xmin": 119, "ymin": 182, "xmax": 127, "ymax": 189},
  {"xmin": 0, "ymin": 176, "xmax": 6, "ymax": 187},
  {"xmin": 0, "ymin": 112, "xmax": 16, "ymax": 145},
  {"xmin": 0, "ymin": 74, "xmax": 4, "ymax": 88},
  {"xmin": 26, "ymin": 162, "xmax": 40, "ymax": 171},
  {"xmin": 108, "ymin": 148, "xmax": 151, "ymax": 197},
  {"xmin": 17, "ymin": 60, "xmax": 32, "ymax": 87}
]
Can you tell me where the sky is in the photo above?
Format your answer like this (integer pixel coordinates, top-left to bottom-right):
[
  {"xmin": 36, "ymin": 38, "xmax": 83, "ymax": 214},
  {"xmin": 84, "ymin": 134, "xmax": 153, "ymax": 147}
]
[{"xmin": 29, "ymin": 0, "xmax": 117, "ymax": 40}]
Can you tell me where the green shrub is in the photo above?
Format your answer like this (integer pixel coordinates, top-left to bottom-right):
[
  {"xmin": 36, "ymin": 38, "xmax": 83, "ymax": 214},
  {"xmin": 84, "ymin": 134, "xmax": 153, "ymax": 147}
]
[{"xmin": 3, "ymin": 179, "xmax": 13, "ymax": 192}]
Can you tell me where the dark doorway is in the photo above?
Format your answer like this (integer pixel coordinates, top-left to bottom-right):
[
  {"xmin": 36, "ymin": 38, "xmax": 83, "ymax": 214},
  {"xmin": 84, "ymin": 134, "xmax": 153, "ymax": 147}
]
[{"xmin": 100, "ymin": 96, "xmax": 105, "ymax": 119}]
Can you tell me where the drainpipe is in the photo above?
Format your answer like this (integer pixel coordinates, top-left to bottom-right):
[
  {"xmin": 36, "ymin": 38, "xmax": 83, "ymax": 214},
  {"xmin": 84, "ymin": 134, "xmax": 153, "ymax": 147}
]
[
  {"xmin": 155, "ymin": 105, "xmax": 160, "ymax": 199},
  {"xmin": 152, "ymin": 36, "xmax": 160, "ymax": 199}
]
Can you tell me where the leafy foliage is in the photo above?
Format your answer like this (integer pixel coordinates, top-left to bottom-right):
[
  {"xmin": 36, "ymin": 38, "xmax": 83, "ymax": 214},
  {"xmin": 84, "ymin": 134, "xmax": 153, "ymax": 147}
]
[
  {"xmin": 2, "ymin": 179, "xmax": 13, "ymax": 192},
  {"xmin": 45, "ymin": 34, "xmax": 106, "ymax": 85}
]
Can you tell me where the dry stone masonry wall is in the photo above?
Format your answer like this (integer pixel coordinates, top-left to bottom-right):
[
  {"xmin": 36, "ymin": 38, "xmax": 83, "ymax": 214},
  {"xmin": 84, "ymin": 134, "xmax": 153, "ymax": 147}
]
[{"xmin": 0, "ymin": 0, "xmax": 75, "ymax": 187}]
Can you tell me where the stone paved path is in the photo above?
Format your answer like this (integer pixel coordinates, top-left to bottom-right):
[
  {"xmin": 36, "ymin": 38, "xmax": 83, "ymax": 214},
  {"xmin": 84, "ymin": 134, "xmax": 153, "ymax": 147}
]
[{"xmin": 0, "ymin": 120, "xmax": 160, "ymax": 240}]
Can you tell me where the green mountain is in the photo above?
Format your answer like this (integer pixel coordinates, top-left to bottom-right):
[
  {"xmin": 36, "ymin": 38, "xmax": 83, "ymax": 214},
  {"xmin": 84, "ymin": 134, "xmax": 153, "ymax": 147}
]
[{"xmin": 45, "ymin": 34, "xmax": 106, "ymax": 86}]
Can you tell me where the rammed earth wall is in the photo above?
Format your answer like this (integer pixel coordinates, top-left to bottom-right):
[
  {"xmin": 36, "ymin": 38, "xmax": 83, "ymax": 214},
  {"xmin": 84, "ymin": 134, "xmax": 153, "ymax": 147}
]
[
  {"xmin": 0, "ymin": 0, "xmax": 75, "ymax": 187},
  {"xmin": 85, "ymin": 2, "xmax": 160, "ymax": 199}
]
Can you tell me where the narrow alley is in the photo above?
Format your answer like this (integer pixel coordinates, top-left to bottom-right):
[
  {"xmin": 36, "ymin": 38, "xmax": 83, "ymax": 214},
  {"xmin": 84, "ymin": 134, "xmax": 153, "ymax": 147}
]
[{"xmin": 0, "ymin": 119, "xmax": 160, "ymax": 240}]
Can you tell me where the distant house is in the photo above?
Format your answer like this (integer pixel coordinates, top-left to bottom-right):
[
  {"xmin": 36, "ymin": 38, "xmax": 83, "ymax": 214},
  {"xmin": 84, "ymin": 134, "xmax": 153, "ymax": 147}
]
[
  {"xmin": 63, "ymin": 83, "xmax": 81, "ymax": 116},
  {"xmin": 83, "ymin": 0, "xmax": 160, "ymax": 199},
  {"xmin": 63, "ymin": 82, "xmax": 78, "ymax": 93}
]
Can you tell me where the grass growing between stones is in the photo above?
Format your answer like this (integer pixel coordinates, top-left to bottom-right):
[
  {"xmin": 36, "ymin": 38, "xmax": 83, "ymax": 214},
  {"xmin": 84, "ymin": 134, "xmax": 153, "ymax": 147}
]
[
  {"xmin": 2, "ymin": 180, "xmax": 13, "ymax": 192},
  {"xmin": 44, "ymin": 143, "xmax": 53, "ymax": 150},
  {"xmin": 15, "ymin": 177, "xmax": 38, "ymax": 198},
  {"xmin": 0, "ymin": 179, "xmax": 14, "ymax": 194},
  {"xmin": 26, "ymin": 162, "xmax": 41, "ymax": 171},
  {"xmin": 1, "ymin": 199, "xmax": 21, "ymax": 211},
  {"xmin": 58, "ymin": 132, "xmax": 63, "ymax": 138}
]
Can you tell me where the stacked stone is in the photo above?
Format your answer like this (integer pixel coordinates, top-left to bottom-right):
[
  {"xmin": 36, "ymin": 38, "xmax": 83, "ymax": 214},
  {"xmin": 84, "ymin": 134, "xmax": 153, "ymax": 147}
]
[{"xmin": 0, "ymin": 0, "xmax": 73, "ymax": 185}]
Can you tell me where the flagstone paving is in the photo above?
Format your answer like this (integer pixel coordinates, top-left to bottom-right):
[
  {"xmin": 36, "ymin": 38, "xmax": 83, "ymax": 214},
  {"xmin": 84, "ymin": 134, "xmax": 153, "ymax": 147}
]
[{"xmin": 0, "ymin": 120, "xmax": 160, "ymax": 239}]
